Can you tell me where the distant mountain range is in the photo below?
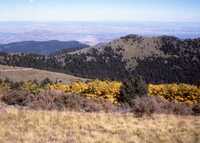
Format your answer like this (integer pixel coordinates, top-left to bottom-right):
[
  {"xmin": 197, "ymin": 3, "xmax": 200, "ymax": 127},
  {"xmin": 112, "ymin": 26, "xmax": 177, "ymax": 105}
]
[{"xmin": 0, "ymin": 40, "xmax": 89, "ymax": 55}]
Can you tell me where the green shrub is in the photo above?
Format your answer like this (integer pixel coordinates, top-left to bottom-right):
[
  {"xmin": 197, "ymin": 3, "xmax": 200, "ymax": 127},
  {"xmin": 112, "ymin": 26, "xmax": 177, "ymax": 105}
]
[
  {"xmin": 192, "ymin": 104, "xmax": 200, "ymax": 115},
  {"xmin": 40, "ymin": 78, "xmax": 53, "ymax": 87},
  {"xmin": 118, "ymin": 75, "xmax": 147, "ymax": 106}
]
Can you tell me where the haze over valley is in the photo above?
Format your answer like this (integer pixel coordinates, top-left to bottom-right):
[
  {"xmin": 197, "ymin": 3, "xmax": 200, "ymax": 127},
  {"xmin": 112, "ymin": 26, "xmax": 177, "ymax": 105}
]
[{"xmin": 0, "ymin": 21, "xmax": 200, "ymax": 45}]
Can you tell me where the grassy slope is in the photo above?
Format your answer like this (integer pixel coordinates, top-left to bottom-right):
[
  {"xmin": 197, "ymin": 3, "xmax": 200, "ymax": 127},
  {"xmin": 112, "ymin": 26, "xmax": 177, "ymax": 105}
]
[
  {"xmin": 71, "ymin": 36, "xmax": 165, "ymax": 59},
  {"xmin": 0, "ymin": 65, "xmax": 86, "ymax": 83},
  {"xmin": 69, "ymin": 36, "xmax": 166, "ymax": 70},
  {"xmin": 0, "ymin": 106, "xmax": 199, "ymax": 143}
]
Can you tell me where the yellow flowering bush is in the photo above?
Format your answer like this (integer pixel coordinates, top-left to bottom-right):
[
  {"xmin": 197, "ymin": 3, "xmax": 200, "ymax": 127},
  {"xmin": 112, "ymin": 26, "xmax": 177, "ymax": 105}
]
[
  {"xmin": 48, "ymin": 83, "xmax": 70, "ymax": 93},
  {"xmin": 70, "ymin": 82, "xmax": 89, "ymax": 93},
  {"xmin": 148, "ymin": 84, "xmax": 200, "ymax": 105},
  {"xmin": 84, "ymin": 80, "xmax": 122, "ymax": 103},
  {"xmin": 48, "ymin": 80, "xmax": 122, "ymax": 103}
]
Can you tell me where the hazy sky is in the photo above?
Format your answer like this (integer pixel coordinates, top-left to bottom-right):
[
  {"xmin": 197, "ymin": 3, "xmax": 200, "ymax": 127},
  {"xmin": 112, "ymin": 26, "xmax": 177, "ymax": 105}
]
[{"xmin": 0, "ymin": 0, "xmax": 200, "ymax": 22}]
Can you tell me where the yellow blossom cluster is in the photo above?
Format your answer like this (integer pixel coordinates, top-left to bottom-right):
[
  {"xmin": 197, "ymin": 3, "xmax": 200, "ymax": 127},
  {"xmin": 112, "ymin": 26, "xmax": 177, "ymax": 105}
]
[
  {"xmin": 148, "ymin": 84, "xmax": 200, "ymax": 105},
  {"xmin": 48, "ymin": 80, "xmax": 122, "ymax": 103}
]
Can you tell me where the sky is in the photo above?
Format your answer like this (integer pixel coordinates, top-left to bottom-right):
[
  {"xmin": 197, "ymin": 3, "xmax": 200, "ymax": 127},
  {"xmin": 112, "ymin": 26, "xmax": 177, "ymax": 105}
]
[{"xmin": 0, "ymin": 0, "xmax": 200, "ymax": 22}]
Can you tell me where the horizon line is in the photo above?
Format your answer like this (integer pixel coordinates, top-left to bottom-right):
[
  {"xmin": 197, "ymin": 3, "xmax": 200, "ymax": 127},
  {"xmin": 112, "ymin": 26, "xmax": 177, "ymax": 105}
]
[{"xmin": 0, "ymin": 20, "xmax": 200, "ymax": 23}]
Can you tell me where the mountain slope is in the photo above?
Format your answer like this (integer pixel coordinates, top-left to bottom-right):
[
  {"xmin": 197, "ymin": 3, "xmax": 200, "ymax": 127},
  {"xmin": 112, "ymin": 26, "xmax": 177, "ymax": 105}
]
[
  {"xmin": 0, "ymin": 40, "xmax": 89, "ymax": 55},
  {"xmin": 0, "ymin": 64, "xmax": 87, "ymax": 83},
  {"xmin": 64, "ymin": 34, "xmax": 200, "ymax": 84}
]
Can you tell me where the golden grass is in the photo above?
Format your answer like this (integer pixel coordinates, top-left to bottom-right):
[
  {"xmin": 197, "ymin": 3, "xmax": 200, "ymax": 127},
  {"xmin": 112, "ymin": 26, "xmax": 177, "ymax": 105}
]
[{"xmin": 0, "ymin": 107, "xmax": 199, "ymax": 143}]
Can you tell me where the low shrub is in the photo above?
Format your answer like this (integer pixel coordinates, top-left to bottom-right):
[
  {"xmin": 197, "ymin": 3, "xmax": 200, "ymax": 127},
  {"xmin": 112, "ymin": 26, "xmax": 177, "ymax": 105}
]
[
  {"xmin": 1, "ymin": 90, "xmax": 33, "ymax": 106},
  {"xmin": 130, "ymin": 96, "xmax": 193, "ymax": 116},
  {"xmin": 30, "ymin": 90, "xmax": 103, "ymax": 112},
  {"xmin": 1, "ymin": 90, "xmax": 117, "ymax": 112}
]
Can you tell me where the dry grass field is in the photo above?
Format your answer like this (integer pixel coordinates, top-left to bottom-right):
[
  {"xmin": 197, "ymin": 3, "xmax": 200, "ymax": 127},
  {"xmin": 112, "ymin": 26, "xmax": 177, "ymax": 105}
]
[
  {"xmin": 0, "ymin": 106, "xmax": 199, "ymax": 143},
  {"xmin": 0, "ymin": 65, "xmax": 86, "ymax": 83}
]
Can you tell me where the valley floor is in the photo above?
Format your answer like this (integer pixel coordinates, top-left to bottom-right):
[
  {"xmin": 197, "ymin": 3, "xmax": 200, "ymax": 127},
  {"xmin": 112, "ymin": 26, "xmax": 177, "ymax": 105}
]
[{"xmin": 0, "ymin": 106, "xmax": 199, "ymax": 143}]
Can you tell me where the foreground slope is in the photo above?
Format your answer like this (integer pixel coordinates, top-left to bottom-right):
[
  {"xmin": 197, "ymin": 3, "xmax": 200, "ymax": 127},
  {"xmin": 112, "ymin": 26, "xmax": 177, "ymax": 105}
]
[
  {"xmin": 0, "ymin": 107, "xmax": 199, "ymax": 143},
  {"xmin": 0, "ymin": 65, "xmax": 86, "ymax": 83}
]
